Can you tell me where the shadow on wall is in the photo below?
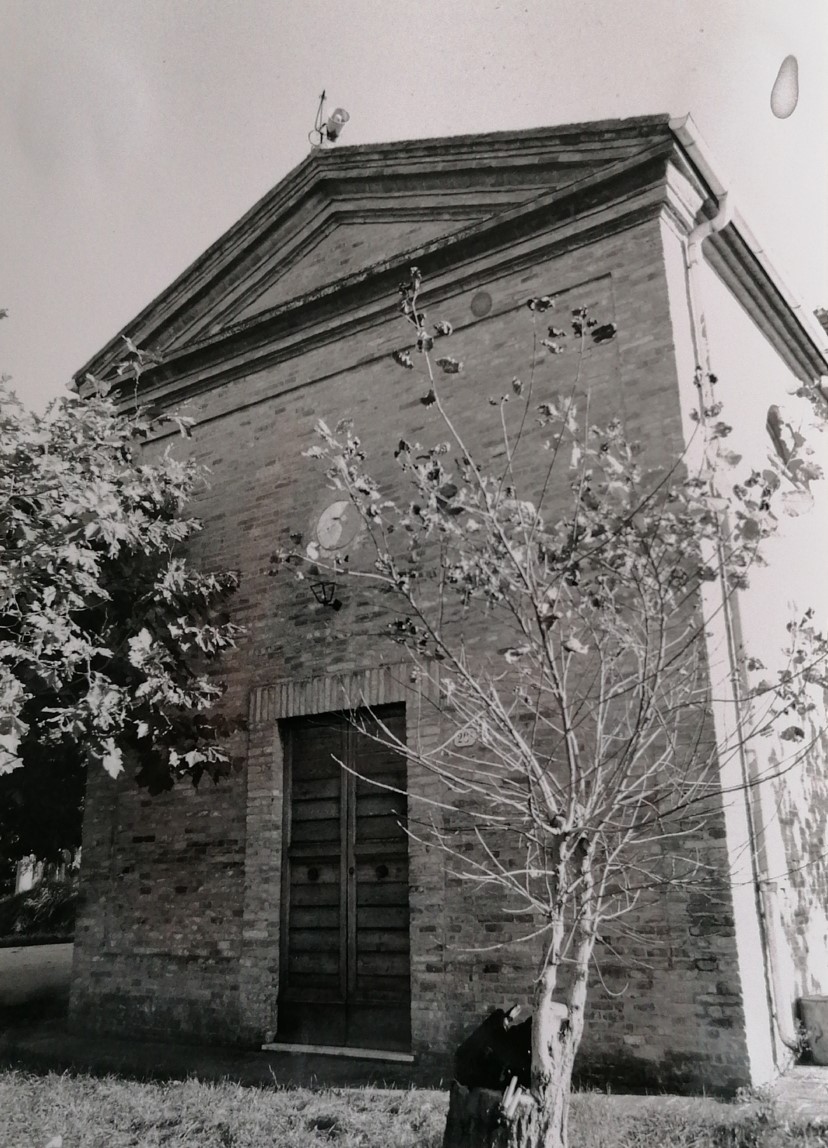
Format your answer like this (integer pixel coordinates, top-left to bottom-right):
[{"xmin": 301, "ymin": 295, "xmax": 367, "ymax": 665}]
[{"xmin": 775, "ymin": 725, "xmax": 828, "ymax": 995}]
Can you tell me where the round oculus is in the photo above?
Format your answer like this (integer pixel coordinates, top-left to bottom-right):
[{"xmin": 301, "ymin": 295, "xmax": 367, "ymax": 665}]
[{"xmin": 316, "ymin": 500, "xmax": 361, "ymax": 550}]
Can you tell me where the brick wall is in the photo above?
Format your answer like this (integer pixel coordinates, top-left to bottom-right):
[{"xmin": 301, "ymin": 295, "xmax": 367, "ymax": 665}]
[
  {"xmin": 70, "ymin": 757, "xmax": 248, "ymax": 1043},
  {"xmin": 236, "ymin": 217, "xmax": 477, "ymax": 322},
  {"xmin": 70, "ymin": 210, "xmax": 755, "ymax": 1090}
]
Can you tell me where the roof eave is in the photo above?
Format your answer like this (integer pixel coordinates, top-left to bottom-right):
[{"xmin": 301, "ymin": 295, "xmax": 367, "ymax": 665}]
[
  {"xmin": 669, "ymin": 113, "xmax": 828, "ymax": 380},
  {"xmin": 87, "ymin": 139, "xmax": 672, "ymax": 402},
  {"xmin": 74, "ymin": 117, "xmax": 675, "ymax": 384}
]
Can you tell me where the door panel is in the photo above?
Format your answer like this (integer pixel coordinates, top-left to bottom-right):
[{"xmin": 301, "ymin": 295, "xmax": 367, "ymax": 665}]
[{"xmin": 278, "ymin": 705, "xmax": 411, "ymax": 1051}]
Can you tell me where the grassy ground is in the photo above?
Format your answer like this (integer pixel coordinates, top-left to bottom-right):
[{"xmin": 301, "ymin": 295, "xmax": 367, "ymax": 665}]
[
  {"xmin": 3, "ymin": 1073, "xmax": 444, "ymax": 1148},
  {"xmin": 2, "ymin": 1071, "xmax": 827, "ymax": 1148}
]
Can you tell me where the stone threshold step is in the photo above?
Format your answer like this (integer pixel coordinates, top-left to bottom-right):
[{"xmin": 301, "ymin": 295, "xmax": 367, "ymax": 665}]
[{"xmin": 261, "ymin": 1042, "xmax": 415, "ymax": 1063}]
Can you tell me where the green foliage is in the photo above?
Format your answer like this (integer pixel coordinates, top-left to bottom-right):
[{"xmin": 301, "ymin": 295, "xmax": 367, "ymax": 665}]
[
  {"xmin": 0, "ymin": 377, "xmax": 243, "ymax": 862},
  {"xmin": 0, "ymin": 874, "xmax": 77, "ymax": 939}
]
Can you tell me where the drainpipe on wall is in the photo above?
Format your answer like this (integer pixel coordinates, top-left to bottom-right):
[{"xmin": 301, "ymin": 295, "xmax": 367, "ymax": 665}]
[
  {"xmin": 674, "ymin": 119, "xmax": 801, "ymax": 1057},
  {"xmin": 758, "ymin": 881, "xmax": 801, "ymax": 1051},
  {"xmin": 672, "ymin": 115, "xmax": 732, "ymax": 375},
  {"xmin": 715, "ymin": 541, "xmax": 801, "ymax": 1056},
  {"xmin": 672, "ymin": 114, "xmax": 828, "ymax": 397}
]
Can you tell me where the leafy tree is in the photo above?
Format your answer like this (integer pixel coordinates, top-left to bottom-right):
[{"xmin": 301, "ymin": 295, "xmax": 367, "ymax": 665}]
[
  {"xmin": 0, "ymin": 360, "xmax": 243, "ymax": 864},
  {"xmin": 275, "ymin": 270, "xmax": 827, "ymax": 1148}
]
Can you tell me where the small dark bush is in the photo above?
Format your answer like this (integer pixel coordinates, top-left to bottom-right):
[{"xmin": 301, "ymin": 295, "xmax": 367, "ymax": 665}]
[{"xmin": 0, "ymin": 876, "xmax": 77, "ymax": 939}]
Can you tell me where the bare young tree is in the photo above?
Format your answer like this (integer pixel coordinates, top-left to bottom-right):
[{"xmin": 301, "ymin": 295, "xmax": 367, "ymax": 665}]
[{"xmin": 274, "ymin": 270, "xmax": 827, "ymax": 1148}]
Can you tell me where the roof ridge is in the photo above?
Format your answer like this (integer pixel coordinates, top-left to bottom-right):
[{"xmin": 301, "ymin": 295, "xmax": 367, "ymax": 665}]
[
  {"xmin": 322, "ymin": 113, "xmax": 673, "ymax": 157},
  {"xmin": 75, "ymin": 118, "xmax": 673, "ymax": 380}
]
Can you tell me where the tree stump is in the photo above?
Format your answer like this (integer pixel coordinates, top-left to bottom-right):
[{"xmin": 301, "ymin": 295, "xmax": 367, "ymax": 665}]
[
  {"xmin": 442, "ymin": 1081, "xmax": 551, "ymax": 1148},
  {"xmin": 442, "ymin": 1082, "xmax": 509, "ymax": 1148}
]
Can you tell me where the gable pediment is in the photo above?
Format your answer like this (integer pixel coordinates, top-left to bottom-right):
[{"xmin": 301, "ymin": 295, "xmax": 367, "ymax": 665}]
[
  {"xmin": 230, "ymin": 216, "xmax": 480, "ymax": 325},
  {"xmin": 77, "ymin": 116, "xmax": 680, "ymax": 383},
  {"xmin": 167, "ymin": 208, "xmax": 494, "ymax": 351}
]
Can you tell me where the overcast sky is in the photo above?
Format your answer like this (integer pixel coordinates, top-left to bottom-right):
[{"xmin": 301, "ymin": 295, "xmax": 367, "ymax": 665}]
[{"xmin": 1, "ymin": 0, "xmax": 826, "ymax": 410}]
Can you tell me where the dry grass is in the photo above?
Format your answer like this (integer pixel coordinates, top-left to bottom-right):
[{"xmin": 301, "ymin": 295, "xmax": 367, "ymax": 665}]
[
  {"xmin": 1, "ymin": 1070, "xmax": 825, "ymax": 1148},
  {"xmin": 0, "ymin": 1072, "xmax": 446, "ymax": 1148},
  {"xmin": 568, "ymin": 1091, "xmax": 827, "ymax": 1147}
]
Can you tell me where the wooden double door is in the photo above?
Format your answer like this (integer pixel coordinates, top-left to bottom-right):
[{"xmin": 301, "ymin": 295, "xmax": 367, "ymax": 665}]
[{"xmin": 277, "ymin": 705, "xmax": 411, "ymax": 1052}]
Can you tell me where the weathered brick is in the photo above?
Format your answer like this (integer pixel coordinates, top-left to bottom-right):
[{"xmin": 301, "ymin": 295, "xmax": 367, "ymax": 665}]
[{"xmin": 68, "ymin": 121, "xmax": 826, "ymax": 1094}]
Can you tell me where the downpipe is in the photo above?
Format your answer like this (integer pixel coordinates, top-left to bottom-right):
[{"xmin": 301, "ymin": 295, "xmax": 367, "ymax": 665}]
[
  {"xmin": 758, "ymin": 878, "xmax": 801, "ymax": 1051},
  {"xmin": 715, "ymin": 528, "xmax": 800, "ymax": 1055}
]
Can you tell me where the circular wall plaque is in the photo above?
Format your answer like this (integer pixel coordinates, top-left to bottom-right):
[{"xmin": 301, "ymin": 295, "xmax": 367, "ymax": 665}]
[
  {"xmin": 470, "ymin": 290, "xmax": 493, "ymax": 318},
  {"xmin": 316, "ymin": 500, "xmax": 361, "ymax": 551}
]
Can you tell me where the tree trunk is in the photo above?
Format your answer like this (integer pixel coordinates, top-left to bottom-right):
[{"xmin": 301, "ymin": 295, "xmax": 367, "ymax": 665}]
[
  {"xmin": 443, "ymin": 930, "xmax": 594, "ymax": 1148},
  {"xmin": 442, "ymin": 1080, "xmax": 569, "ymax": 1148},
  {"xmin": 442, "ymin": 973, "xmax": 576, "ymax": 1148},
  {"xmin": 508, "ymin": 1094, "xmax": 567, "ymax": 1148},
  {"xmin": 526, "ymin": 965, "xmax": 575, "ymax": 1147},
  {"xmin": 442, "ymin": 1083, "xmax": 510, "ymax": 1148}
]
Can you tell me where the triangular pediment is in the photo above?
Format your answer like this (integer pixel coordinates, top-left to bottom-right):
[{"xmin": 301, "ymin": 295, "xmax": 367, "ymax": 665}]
[
  {"xmin": 77, "ymin": 116, "xmax": 678, "ymax": 381},
  {"xmin": 229, "ymin": 216, "xmax": 481, "ymax": 326},
  {"xmin": 185, "ymin": 210, "xmax": 494, "ymax": 346}
]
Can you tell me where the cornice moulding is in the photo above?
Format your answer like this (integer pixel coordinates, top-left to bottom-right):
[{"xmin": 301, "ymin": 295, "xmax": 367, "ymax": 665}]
[
  {"xmin": 75, "ymin": 115, "xmax": 828, "ymax": 408},
  {"xmin": 76, "ymin": 119, "xmax": 675, "ymax": 382},
  {"xmin": 707, "ymin": 227, "xmax": 828, "ymax": 383},
  {"xmin": 669, "ymin": 113, "xmax": 828, "ymax": 382},
  {"xmin": 111, "ymin": 166, "xmax": 668, "ymax": 414}
]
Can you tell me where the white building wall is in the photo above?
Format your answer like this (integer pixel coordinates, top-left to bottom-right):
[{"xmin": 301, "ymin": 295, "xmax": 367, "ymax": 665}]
[
  {"xmin": 660, "ymin": 216, "xmax": 777, "ymax": 1084},
  {"xmin": 699, "ymin": 258, "xmax": 828, "ymax": 1038}
]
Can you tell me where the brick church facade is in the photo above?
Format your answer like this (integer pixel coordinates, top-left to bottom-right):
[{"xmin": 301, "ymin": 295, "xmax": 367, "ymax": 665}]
[{"xmin": 69, "ymin": 114, "xmax": 828, "ymax": 1091}]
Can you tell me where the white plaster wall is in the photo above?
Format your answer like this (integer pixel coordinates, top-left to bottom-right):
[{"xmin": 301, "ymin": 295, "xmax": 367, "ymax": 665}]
[
  {"xmin": 660, "ymin": 218, "xmax": 777, "ymax": 1084},
  {"xmin": 699, "ymin": 258, "xmax": 828, "ymax": 1028},
  {"xmin": 698, "ymin": 260, "xmax": 828, "ymax": 665}
]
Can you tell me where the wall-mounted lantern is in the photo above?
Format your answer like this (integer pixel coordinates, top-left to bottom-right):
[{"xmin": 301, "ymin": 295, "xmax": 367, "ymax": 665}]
[{"xmin": 310, "ymin": 580, "xmax": 343, "ymax": 611}]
